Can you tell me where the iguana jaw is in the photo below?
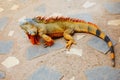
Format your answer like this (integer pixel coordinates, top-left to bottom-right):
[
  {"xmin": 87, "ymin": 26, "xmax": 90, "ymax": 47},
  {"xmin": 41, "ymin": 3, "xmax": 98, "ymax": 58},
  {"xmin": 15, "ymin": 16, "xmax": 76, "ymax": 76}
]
[{"xmin": 27, "ymin": 33, "xmax": 40, "ymax": 45}]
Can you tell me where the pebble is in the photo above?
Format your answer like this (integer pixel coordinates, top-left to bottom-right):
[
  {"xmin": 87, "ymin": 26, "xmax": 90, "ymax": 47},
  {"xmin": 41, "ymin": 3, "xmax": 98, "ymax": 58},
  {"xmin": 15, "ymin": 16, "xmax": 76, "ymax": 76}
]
[
  {"xmin": 82, "ymin": 1, "xmax": 96, "ymax": 8},
  {"xmin": 66, "ymin": 48, "xmax": 82, "ymax": 56},
  {"xmin": 0, "ymin": 8, "xmax": 4, "ymax": 12},
  {"xmin": 76, "ymin": 35, "xmax": 86, "ymax": 40},
  {"xmin": 108, "ymin": 19, "xmax": 120, "ymax": 26},
  {"xmin": 1, "ymin": 56, "xmax": 19, "ymax": 68},
  {"xmin": 8, "ymin": 30, "xmax": 14, "ymax": 37},
  {"xmin": 70, "ymin": 76, "xmax": 75, "ymax": 80}
]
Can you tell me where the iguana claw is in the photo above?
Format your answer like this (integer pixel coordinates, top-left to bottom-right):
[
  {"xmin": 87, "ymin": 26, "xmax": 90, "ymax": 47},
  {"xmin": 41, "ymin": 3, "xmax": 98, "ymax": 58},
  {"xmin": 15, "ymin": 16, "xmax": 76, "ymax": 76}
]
[{"xmin": 66, "ymin": 40, "xmax": 76, "ymax": 49}]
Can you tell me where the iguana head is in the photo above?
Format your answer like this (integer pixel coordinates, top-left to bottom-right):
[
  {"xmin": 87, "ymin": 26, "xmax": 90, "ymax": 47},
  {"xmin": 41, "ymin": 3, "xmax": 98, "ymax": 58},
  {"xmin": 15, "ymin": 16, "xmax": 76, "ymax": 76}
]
[{"xmin": 19, "ymin": 18, "xmax": 38, "ymax": 36}]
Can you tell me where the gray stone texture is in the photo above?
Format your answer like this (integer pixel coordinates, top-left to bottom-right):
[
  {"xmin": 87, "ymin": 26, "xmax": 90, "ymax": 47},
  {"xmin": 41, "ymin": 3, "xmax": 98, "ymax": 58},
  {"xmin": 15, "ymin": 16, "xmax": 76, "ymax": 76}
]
[
  {"xmin": 85, "ymin": 66, "xmax": 120, "ymax": 80},
  {"xmin": 35, "ymin": 4, "xmax": 46, "ymax": 13},
  {"xmin": 26, "ymin": 39, "xmax": 65, "ymax": 60},
  {"xmin": 68, "ymin": 13, "xmax": 93, "ymax": 22},
  {"xmin": 0, "ymin": 41, "xmax": 14, "ymax": 54},
  {"xmin": 0, "ymin": 17, "xmax": 9, "ymax": 31},
  {"xmin": 104, "ymin": 2, "xmax": 120, "ymax": 14},
  {"xmin": 28, "ymin": 66, "xmax": 63, "ymax": 80},
  {"xmin": 0, "ymin": 71, "xmax": 5, "ymax": 79},
  {"xmin": 87, "ymin": 36, "xmax": 116, "ymax": 54}
]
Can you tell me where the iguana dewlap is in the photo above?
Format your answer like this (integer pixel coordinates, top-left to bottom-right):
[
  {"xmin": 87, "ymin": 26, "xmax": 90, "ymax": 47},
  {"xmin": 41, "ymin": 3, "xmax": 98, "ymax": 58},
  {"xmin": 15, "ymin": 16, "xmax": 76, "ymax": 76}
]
[{"xmin": 19, "ymin": 16, "xmax": 115, "ymax": 67}]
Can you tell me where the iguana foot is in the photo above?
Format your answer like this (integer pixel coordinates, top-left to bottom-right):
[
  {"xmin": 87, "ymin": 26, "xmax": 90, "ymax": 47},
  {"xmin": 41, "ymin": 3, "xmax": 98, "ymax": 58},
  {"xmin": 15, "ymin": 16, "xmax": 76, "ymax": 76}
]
[
  {"xmin": 44, "ymin": 40, "xmax": 54, "ymax": 47},
  {"xmin": 66, "ymin": 40, "xmax": 76, "ymax": 49}
]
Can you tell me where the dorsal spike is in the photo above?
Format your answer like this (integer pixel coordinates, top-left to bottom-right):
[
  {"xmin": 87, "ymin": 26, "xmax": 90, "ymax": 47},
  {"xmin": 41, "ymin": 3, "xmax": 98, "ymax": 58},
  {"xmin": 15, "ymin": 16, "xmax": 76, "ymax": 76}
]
[{"xmin": 34, "ymin": 16, "xmax": 91, "ymax": 24}]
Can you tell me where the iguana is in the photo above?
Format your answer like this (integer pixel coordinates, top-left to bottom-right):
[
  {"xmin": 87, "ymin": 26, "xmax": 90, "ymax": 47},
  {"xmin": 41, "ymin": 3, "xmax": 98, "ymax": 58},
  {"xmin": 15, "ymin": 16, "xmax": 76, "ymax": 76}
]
[{"xmin": 19, "ymin": 16, "xmax": 115, "ymax": 67}]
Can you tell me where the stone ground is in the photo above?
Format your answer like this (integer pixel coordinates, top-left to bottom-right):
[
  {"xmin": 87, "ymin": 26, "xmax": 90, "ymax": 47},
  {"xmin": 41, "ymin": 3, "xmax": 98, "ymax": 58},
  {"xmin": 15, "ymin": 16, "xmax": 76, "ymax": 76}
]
[{"xmin": 0, "ymin": 0, "xmax": 120, "ymax": 80}]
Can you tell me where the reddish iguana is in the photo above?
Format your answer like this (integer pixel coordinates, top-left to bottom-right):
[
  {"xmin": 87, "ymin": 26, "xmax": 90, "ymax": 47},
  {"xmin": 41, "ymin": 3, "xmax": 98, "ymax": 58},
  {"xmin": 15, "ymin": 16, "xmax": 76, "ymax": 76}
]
[{"xmin": 19, "ymin": 16, "xmax": 115, "ymax": 67}]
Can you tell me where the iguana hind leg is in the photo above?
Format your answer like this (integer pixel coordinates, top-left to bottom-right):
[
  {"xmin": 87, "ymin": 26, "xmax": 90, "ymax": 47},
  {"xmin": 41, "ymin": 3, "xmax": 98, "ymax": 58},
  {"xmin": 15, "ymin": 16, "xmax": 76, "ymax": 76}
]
[{"xmin": 63, "ymin": 29, "xmax": 76, "ymax": 49}]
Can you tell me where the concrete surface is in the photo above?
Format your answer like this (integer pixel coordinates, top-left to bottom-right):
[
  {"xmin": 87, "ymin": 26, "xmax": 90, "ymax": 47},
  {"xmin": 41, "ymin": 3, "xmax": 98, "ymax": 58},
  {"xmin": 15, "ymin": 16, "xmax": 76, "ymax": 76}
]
[{"xmin": 0, "ymin": 0, "xmax": 120, "ymax": 80}]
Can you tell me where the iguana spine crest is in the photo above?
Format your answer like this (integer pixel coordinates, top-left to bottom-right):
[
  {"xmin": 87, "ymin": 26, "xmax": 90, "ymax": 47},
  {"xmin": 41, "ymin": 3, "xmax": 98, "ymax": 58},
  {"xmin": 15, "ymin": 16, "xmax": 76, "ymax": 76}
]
[{"xmin": 35, "ymin": 16, "xmax": 96, "ymax": 25}]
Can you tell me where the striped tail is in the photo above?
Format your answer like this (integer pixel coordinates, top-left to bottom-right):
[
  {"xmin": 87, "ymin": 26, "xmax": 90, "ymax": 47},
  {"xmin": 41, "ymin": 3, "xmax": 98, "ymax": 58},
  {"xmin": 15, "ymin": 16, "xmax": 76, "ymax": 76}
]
[{"xmin": 88, "ymin": 27, "xmax": 115, "ymax": 67}]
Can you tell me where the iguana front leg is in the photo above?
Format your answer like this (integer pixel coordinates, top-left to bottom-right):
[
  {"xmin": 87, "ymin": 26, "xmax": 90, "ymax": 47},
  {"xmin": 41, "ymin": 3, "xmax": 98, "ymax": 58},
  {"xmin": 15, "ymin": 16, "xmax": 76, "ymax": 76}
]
[
  {"xmin": 38, "ymin": 27, "xmax": 54, "ymax": 47},
  {"xmin": 63, "ymin": 29, "xmax": 76, "ymax": 49},
  {"xmin": 41, "ymin": 34, "xmax": 54, "ymax": 47}
]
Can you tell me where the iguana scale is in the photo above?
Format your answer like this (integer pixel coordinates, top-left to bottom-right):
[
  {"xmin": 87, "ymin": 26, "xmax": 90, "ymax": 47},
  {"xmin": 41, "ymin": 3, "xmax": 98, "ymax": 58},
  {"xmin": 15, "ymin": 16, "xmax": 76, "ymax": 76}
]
[{"xmin": 19, "ymin": 16, "xmax": 115, "ymax": 67}]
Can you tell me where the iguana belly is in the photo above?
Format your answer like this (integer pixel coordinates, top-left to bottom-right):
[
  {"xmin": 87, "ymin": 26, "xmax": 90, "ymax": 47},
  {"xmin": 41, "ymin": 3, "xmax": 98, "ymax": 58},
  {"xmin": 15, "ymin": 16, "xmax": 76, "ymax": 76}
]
[{"xmin": 47, "ymin": 32, "xmax": 63, "ymax": 38}]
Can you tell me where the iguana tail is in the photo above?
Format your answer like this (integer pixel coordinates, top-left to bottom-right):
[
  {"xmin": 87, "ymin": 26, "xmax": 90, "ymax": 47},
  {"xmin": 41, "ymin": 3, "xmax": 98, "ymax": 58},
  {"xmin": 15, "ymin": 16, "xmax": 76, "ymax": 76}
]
[
  {"xmin": 75, "ymin": 23, "xmax": 115, "ymax": 67},
  {"xmin": 88, "ymin": 25, "xmax": 115, "ymax": 67}
]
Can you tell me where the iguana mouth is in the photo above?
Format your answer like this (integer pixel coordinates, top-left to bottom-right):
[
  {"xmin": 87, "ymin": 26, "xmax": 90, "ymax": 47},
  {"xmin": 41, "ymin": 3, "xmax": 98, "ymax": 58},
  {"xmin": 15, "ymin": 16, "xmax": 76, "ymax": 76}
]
[{"xmin": 26, "ymin": 33, "xmax": 40, "ymax": 45}]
